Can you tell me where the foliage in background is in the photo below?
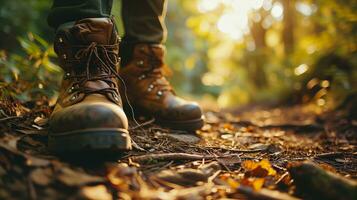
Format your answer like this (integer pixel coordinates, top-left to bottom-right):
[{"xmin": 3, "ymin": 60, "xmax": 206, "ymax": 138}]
[
  {"xmin": 0, "ymin": 33, "xmax": 61, "ymax": 102},
  {"xmin": 0, "ymin": 0, "xmax": 52, "ymax": 52},
  {"xmin": 0, "ymin": 0, "xmax": 356, "ymax": 109},
  {"xmin": 165, "ymin": 0, "xmax": 356, "ymax": 108}
]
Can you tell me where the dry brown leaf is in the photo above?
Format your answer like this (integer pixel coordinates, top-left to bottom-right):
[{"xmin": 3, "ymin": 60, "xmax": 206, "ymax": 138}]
[
  {"xmin": 58, "ymin": 167, "xmax": 105, "ymax": 186},
  {"xmin": 248, "ymin": 143, "xmax": 269, "ymax": 151},
  {"xmin": 30, "ymin": 168, "xmax": 53, "ymax": 186},
  {"xmin": 81, "ymin": 185, "xmax": 112, "ymax": 200},
  {"xmin": 154, "ymin": 162, "xmax": 221, "ymax": 187},
  {"xmin": 216, "ymin": 155, "xmax": 241, "ymax": 166},
  {"xmin": 242, "ymin": 159, "xmax": 276, "ymax": 177},
  {"xmin": 251, "ymin": 178, "xmax": 265, "ymax": 190},
  {"xmin": 107, "ymin": 163, "xmax": 139, "ymax": 191}
]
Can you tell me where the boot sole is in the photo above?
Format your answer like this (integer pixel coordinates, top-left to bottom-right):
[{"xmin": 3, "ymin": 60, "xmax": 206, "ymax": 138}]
[
  {"xmin": 48, "ymin": 128, "xmax": 131, "ymax": 154},
  {"xmin": 156, "ymin": 117, "xmax": 205, "ymax": 132}
]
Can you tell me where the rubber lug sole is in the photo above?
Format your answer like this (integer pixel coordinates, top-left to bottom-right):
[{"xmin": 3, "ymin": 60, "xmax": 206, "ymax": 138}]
[
  {"xmin": 156, "ymin": 117, "xmax": 204, "ymax": 132},
  {"xmin": 48, "ymin": 128, "xmax": 131, "ymax": 154}
]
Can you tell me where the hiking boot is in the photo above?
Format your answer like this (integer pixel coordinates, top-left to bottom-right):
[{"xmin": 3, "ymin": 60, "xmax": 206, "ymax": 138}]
[
  {"xmin": 119, "ymin": 44, "xmax": 204, "ymax": 131},
  {"xmin": 48, "ymin": 18, "xmax": 131, "ymax": 153}
]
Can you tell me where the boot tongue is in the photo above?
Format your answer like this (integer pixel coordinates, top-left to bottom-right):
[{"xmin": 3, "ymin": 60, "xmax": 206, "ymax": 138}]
[{"xmin": 70, "ymin": 18, "xmax": 116, "ymax": 45}]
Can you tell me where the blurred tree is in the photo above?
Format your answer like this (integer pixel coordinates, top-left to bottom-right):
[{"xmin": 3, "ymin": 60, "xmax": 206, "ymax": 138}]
[
  {"xmin": 0, "ymin": 0, "xmax": 52, "ymax": 53},
  {"xmin": 0, "ymin": 0, "xmax": 355, "ymax": 110},
  {"xmin": 282, "ymin": 0, "xmax": 295, "ymax": 55}
]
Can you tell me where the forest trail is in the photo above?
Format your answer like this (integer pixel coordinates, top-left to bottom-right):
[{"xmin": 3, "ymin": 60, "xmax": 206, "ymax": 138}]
[{"xmin": 0, "ymin": 100, "xmax": 356, "ymax": 200}]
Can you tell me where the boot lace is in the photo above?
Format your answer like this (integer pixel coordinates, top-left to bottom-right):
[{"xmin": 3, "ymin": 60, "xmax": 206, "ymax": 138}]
[{"xmin": 64, "ymin": 42, "xmax": 122, "ymax": 100}]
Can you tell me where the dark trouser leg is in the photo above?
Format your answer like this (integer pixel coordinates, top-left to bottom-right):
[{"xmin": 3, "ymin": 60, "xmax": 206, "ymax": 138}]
[
  {"xmin": 122, "ymin": 0, "xmax": 167, "ymax": 44},
  {"xmin": 48, "ymin": 0, "xmax": 113, "ymax": 29},
  {"xmin": 120, "ymin": 0, "xmax": 167, "ymax": 65}
]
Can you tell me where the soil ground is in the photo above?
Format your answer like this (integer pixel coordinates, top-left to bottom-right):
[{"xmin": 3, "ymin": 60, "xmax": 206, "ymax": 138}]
[{"xmin": 0, "ymin": 99, "xmax": 356, "ymax": 200}]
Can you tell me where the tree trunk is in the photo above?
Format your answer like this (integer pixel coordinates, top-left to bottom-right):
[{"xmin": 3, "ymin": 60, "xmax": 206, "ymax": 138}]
[{"xmin": 282, "ymin": 0, "xmax": 295, "ymax": 55}]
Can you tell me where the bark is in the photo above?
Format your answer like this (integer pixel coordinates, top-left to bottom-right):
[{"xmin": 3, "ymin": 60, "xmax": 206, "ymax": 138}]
[
  {"xmin": 282, "ymin": 0, "xmax": 295, "ymax": 55},
  {"xmin": 288, "ymin": 161, "xmax": 357, "ymax": 200}
]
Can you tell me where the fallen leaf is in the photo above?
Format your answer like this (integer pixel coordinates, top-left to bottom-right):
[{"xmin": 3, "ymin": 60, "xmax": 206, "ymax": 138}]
[
  {"xmin": 155, "ymin": 162, "xmax": 221, "ymax": 186},
  {"xmin": 58, "ymin": 167, "xmax": 105, "ymax": 186},
  {"xmin": 227, "ymin": 178, "xmax": 240, "ymax": 188},
  {"xmin": 30, "ymin": 168, "xmax": 53, "ymax": 186},
  {"xmin": 107, "ymin": 163, "xmax": 138, "ymax": 190},
  {"xmin": 248, "ymin": 143, "xmax": 269, "ymax": 151},
  {"xmin": 251, "ymin": 178, "xmax": 265, "ymax": 191},
  {"xmin": 33, "ymin": 117, "xmax": 48, "ymax": 127},
  {"xmin": 217, "ymin": 155, "xmax": 241, "ymax": 166},
  {"xmin": 166, "ymin": 133, "xmax": 201, "ymax": 144},
  {"xmin": 242, "ymin": 159, "xmax": 276, "ymax": 177},
  {"xmin": 81, "ymin": 185, "xmax": 112, "ymax": 200},
  {"xmin": 26, "ymin": 156, "xmax": 50, "ymax": 167},
  {"xmin": 221, "ymin": 134, "xmax": 233, "ymax": 139}
]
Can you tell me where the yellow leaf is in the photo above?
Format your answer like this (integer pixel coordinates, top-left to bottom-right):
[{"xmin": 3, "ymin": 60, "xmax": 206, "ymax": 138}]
[
  {"xmin": 252, "ymin": 178, "xmax": 265, "ymax": 191},
  {"xmin": 227, "ymin": 178, "xmax": 240, "ymax": 188}
]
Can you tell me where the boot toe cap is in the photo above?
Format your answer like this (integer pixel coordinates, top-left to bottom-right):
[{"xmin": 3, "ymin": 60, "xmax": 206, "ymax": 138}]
[
  {"xmin": 177, "ymin": 103, "xmax": 203, "ymax": 120},
  {"xmin": 161, "ymin": 102, "xmax": 203, "ymax": 121},
  {"xmin": 49, "ymin": 102, "xmax": 128, "ymax": 134}
]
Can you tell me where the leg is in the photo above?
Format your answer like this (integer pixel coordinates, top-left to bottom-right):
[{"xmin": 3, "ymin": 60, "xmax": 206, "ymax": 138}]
[
  {"xmin": 120, "ymin": 0, "xmax": 168, "ymax": 66},
  {"xmin": 121, "ymin": 0, "xmax": 168, "ymax": 44},
  {"xmin": 119, "ymin": 0, "xmax": 204, "ymax": 131},
  {"xmin": 48, "ymin": 0, "xmax": 113, "ymax": 29},
  {"xmin": 47, "ymin": 1, "xmax": 132, "ymax": 153}
]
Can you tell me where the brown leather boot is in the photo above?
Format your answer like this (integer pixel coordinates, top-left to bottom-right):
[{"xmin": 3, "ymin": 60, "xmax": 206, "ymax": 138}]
[
  {"xmin": 119, "ymin": 44, "xmax": 204, "ymax": 131},
  {"xmin": 48, "ymin": 18, "xmax": 131, "ymax": 153}
]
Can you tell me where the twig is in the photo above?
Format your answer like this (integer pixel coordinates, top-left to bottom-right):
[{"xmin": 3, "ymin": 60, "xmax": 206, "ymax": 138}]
[
  {"xmin": 0, "ymin": 115, "xmax": 22, "ymax": 123},
  {"xmin": 229, "ymin": 120, "xmax": 323, "ymax": 132},
  {"xmin": 237, "ymin": 186, "xmax": 301, "ymax": 200},
  {"xmin": 208, "ymin": 170, "xmax": 221, "ymax": 183},
  {"xmin": 275, "ymin": 172, "xmax": 289, "ymax": 185},
  {"xmin": 131, "ymin": 139, "xmax": 147, "ymax": 152},
  {"xmin": 130, "ymin": 153, "xmax": 220, "ymax": 162},
  {"xmin": 206, "ymin": 146, "xmax": 266, "ymax": 153},
  {"xmin": 273, "ymin": 164, "xmax": 287, "ymax": 172},
  {"xmin": 129, "ymin": 118, "xmax": 155, "ymax": 130},
  {"xmin": 313, "ymin": 152, "xmax": 345, "ymax": 159}
]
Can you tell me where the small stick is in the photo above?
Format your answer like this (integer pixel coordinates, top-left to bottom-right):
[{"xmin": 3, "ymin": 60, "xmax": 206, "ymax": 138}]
[
  {"xmin": 207, "ymin": 146, "xmax": 265, "ymax": 153},
  {"xmin": 130, "ymin": 153, "xmax": 219, "ymax": 162},
  {"xmin": 131, "ymin": 140, "xmax": 147, "ymax": 152},
  {"xmin": 275, "ymin": 172, "xmax": 289, "ymax": 185},
  {"xmin": 229, "ymin": 120, "xmax": 323, "ymax": 131},
  {"xmin": 0, "ymin": 116, "xmax": 22, "ymax": 123},
  {"xmin": 313, "ymin": 152, "xmax": 345, "ymax": 159},
  {"xmin": 129, "ymin": 118, "xmax": 155, "ymax": 130},
  {"xmin": 237, "ymin": 186, "xmax": 301, "ymax": 200}
]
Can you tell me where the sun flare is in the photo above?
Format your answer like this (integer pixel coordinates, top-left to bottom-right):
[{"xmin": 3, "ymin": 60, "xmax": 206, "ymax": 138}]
[{"xmin": 197, "ymin": 0, "xmax": 286, "ymax": 40}]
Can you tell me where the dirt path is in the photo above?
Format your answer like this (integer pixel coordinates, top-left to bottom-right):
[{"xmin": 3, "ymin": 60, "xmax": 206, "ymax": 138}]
[{"xmin": 0, "ymin": 102, "xmax": 356, "ymax": 199}]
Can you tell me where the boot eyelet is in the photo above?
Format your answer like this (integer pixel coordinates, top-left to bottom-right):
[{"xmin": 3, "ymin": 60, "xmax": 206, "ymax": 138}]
[
  {"xmin": 149, "ymin": 84, "xmax": 154, "ymax": 89},
  {"xmin": 65, "ymin": 72, "xmax": 71, "ymax": 78},
  {"xmin": 68, "ymin": 86, "xmax": 75, "ymax": 93},
  {"xmin": 58, "ymin": 37, "xmax": 63, "ymax": 43},
  {"xmin": 137, "ymin": 60, "xmax": 144, "ymax": 66},
  {"xmin": 63, "ymin": 54, "xmax": 67, "ymax": 59},
  {"xmin": 113, "ymin": 93, "xmax": 119, "ymax": 101},
  {"xmin": 157, "ymin": 91, "xmax": 163, "ymax": 96},
  {"xmin": 138, "ymin": 74, "xmax": 146, "ymax": 80},
  {"xmin": 70, "ymin": 94, "xmax": 77, "ymax": 101}
]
